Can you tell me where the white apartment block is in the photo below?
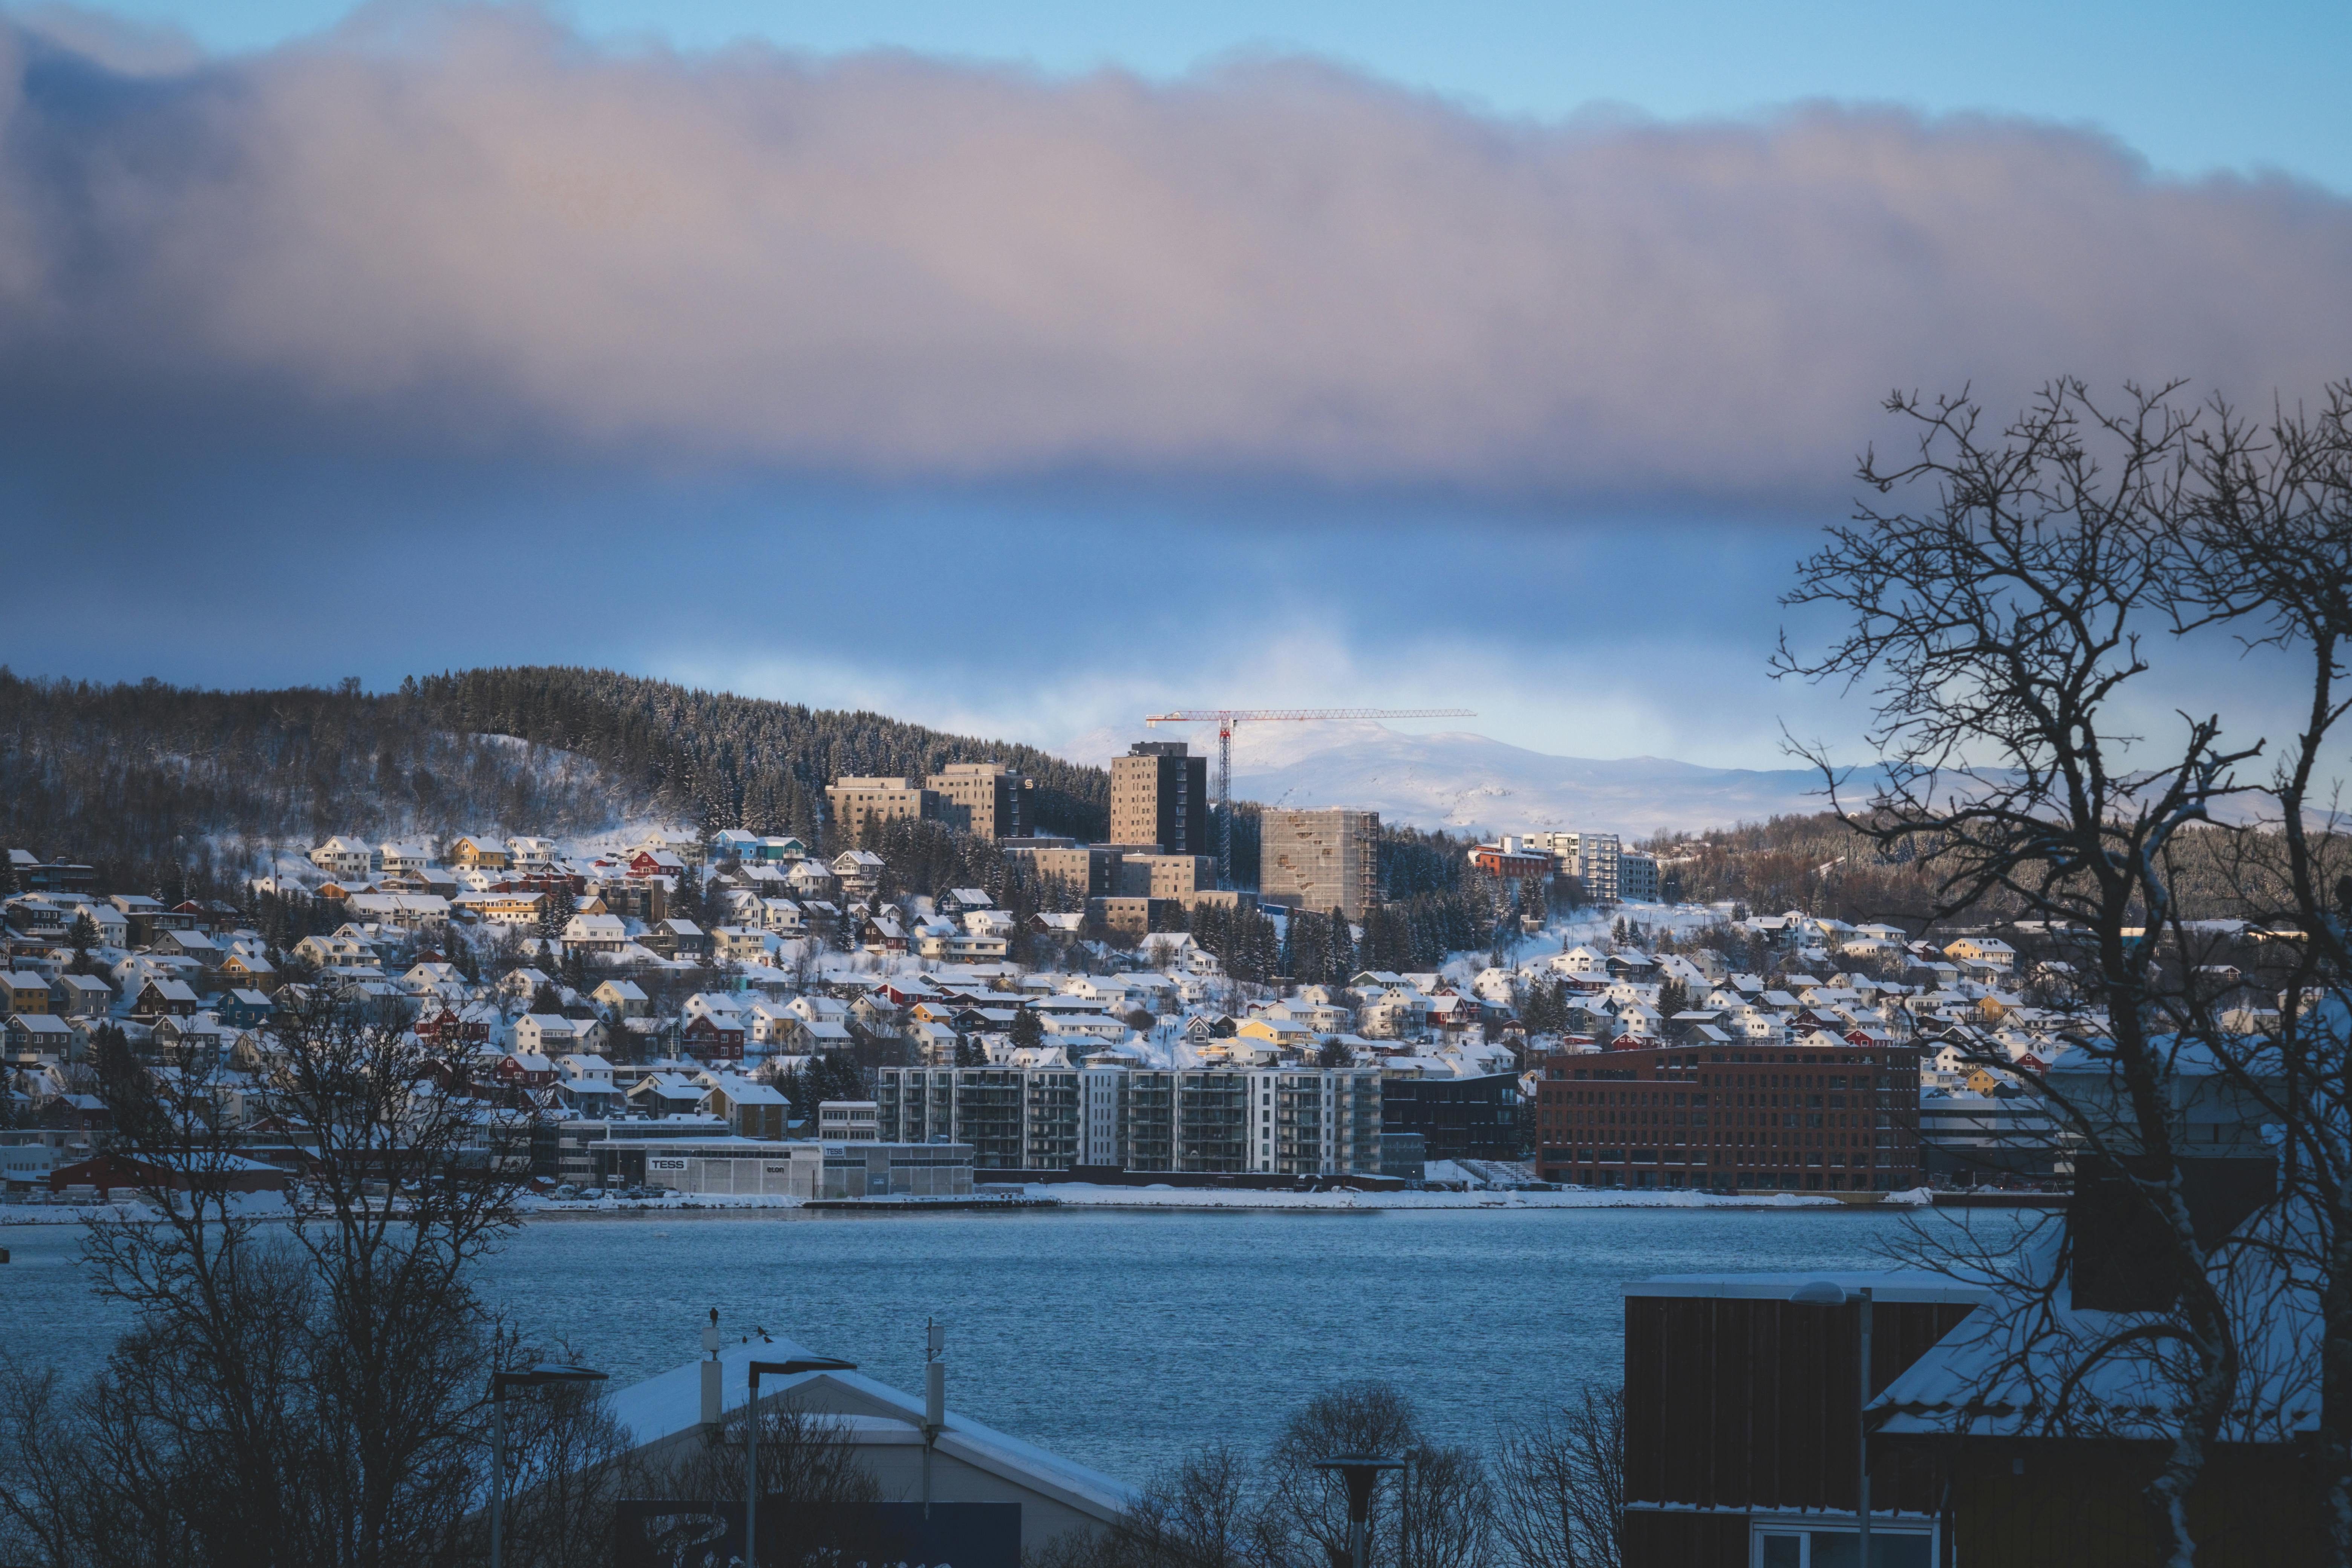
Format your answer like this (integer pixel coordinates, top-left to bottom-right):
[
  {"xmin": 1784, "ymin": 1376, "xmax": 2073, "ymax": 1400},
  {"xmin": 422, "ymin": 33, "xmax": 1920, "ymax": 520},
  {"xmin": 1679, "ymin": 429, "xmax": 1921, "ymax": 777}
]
[{"xmin": 876, "ymin": 1064, "xmax": 1381, "ymax": 1177}]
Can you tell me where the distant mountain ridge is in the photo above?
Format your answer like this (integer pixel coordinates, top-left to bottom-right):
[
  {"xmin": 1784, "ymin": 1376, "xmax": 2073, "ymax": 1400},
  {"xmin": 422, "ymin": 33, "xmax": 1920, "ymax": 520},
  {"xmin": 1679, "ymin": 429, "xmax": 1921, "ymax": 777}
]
[{"xmin": 1058, "ymin": 719, "xmax": 1867, "ymax": 838}]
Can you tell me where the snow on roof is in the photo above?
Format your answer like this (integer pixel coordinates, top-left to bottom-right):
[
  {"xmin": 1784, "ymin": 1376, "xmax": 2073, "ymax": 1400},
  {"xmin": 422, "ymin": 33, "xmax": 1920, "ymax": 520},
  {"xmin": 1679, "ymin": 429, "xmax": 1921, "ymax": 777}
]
[
  {"xmin": 1623, "ymin": 1269, "xmax": 1990, "ymax": 1305},
  {"xmin": 1867, "ymin": 1207, "xmax": 2319, "ymax": 1444},
  {"xmin": 603, "ymin": 1329, "xmax": 1138, "ymax": 1520}
]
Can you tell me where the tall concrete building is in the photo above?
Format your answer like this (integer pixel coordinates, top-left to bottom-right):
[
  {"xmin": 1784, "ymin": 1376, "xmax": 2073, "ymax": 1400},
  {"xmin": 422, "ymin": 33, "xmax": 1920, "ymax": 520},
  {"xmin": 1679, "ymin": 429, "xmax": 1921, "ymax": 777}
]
[
  {"xmin": 926, "ymin": 762, "xmax": 1033, "ymax": 839},
  {"xmin": 1259, "ymin": 808, "xmax": 1381, "ymax": 920},
  {"xmin": 1110, "ymin": 743, "xmax": 1208, "ymax": 857},
  {"xmin": 825, "ymin": 777, "xmax": 941, "ymax": 841}
]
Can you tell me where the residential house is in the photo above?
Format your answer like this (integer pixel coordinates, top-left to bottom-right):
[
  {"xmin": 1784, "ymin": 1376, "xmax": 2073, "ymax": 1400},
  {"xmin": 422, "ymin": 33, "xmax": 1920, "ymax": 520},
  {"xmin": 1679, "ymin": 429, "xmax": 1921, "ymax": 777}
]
[
  {"xmin": 131, "ymin": 977, "xmax": 201, "ymax": 1018},
  {"xmin": 562, "ymin": 913, "xmax": 629, "ymax": 952},
  {"xmin": 51, "ymin": 973, "xmax": 112, "ymax": 1017},
  {"xmin": 713, "ymin": 926, "xmax": 779, "ymax": 965},
  {"xmin": 507, "ymin": 836, "xmax": 558, "ymax": 867},
  {"xmin": 514, "ymin": 1014, "xmax": 585, "ymax": 1059},
  {"xmin": 1943, "ymin": 936, "xmax": 2017, "ymax": 969},
  {"xmin": 309, "ymin": 836, "xmax": 378, "ymax": 879},
  {"xmin": 377, "ymin": 839, "xmax": 434, "ymax": 874},
  {"xmin": 592, "ymin": 979, "xmax": 650, "ymax": 1018},
  {"xmin": 702, "ymin": 1075, "xmax": 789, "ymax": 1138},
  {"xmin": 450, "ymin": 835, "xmax": 514, "ymax": 870},
  {"xmin": 2, "ymin": 971, "xmax": 54, "ymax": 1016},
  {"xmin": 681, "ymin": 1012, "xmax": 748, "ymax": 1063},
  {"xmin": 651, "ymin": 918, "xmax": 711, "ymax": 961},
  {"xmin": 626, "ymin": 1072, "xmax": 708, "ymax": 1119}
]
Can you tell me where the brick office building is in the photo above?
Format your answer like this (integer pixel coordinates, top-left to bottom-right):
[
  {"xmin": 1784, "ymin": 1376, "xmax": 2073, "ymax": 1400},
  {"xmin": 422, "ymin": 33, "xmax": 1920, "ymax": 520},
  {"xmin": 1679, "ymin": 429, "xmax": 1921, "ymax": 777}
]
[{"xmin": 1534, "ymin": 1038, "xmax": 1924, "ymax": 1193}]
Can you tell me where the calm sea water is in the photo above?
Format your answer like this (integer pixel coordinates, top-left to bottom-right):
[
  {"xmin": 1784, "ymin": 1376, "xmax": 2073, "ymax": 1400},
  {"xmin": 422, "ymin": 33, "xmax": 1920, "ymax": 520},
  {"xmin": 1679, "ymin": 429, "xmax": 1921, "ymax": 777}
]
[{"xmin": 3, "ymin": 1207, "xmax": 2024, "ymax": 1484}]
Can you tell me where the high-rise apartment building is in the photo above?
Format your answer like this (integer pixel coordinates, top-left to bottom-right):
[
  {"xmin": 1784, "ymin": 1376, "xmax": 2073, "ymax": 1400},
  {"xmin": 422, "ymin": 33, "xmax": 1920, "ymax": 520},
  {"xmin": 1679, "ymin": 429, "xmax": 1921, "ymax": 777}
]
[
  {"xmin": 1259, "ymin": 808, "xmax": 1381, "ymax": 919},
  {"xmin": 1618, "ymin": 851, "xmax": 1660, "ymax": 902},
  {"xmin": 1110, "ymin": 742, "xmax": 1208, "ymax": 857},
  {"xmin": 1528, "ymin": 830, "xmax": 1625, "ymax": 901},
  {"xmin": 925, "ymin": 762, "xmax": 1033, "ymax": 839},
  {"xmin": 825, "ymin": 776, "xmax": 941, "ymax": 840}
]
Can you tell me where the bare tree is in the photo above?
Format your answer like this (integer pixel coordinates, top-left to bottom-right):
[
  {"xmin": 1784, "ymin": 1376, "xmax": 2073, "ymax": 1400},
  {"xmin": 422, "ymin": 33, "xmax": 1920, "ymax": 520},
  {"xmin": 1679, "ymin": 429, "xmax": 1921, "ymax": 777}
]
[
  {"xmin": 2170, "ymin": 381, "xmax": 2352, "ymax": 1562},
  {"xmin": 1492, "ymin": 1385, "xmax": 1625, "ymax": 1568},
  {"xmin": 0, "ymin": 993, "xmax": 586, "ymax": 1568},
  {"xmin": 1775, "ymin": 379, "xmax": 2263, "ymax": 1564}
]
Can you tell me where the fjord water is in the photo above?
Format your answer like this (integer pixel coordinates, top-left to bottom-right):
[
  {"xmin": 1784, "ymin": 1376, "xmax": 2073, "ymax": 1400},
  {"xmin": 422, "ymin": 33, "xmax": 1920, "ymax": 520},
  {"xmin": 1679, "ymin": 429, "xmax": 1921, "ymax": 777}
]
[{"xmin": 8, "ymin": 1207, "xmax": 2029, "ymax": 1484}]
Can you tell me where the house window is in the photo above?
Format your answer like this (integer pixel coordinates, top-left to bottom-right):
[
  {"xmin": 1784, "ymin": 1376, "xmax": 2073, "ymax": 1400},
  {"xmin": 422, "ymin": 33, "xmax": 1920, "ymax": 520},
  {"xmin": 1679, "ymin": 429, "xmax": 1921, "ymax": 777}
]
[{"xmin": 1753, "ymin": 1524, "xmax": 1934, "ymax": 1567}]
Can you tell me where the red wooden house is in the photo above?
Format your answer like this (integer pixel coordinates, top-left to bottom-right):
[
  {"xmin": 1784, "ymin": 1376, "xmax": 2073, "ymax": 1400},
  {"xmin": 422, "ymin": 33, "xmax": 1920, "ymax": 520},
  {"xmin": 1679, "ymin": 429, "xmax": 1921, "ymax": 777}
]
[{"xmin": 681, "ymin": 1014, "xmax": 746, "ymax": 1062}]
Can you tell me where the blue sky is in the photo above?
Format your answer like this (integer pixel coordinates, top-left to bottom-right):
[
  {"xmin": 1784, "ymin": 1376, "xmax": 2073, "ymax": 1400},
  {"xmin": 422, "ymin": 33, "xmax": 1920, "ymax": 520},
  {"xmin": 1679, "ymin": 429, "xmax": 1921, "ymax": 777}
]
[{"xmin": 0, "ymin": 0, "xmax": 2344, "ymax": 774}]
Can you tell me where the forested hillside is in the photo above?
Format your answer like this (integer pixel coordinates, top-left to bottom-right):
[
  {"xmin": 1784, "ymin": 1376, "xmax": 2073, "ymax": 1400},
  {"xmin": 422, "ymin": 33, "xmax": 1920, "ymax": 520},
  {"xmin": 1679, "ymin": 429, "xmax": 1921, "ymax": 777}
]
[
  {"xmin": 1646, "ymin": 811, "xmax": 2288, "ymax": 926},
  {"xmin": 0, "ymin": 666, "xmax": 1110, "ymax": 891},
  {"xmin": 409, "ymin": 667, "xmax": 1110, "ymax": 843}
]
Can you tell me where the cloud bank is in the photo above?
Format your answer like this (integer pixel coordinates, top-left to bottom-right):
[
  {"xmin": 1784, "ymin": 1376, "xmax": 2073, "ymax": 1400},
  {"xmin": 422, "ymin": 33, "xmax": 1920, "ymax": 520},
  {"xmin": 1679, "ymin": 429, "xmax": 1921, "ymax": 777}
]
[{"xmin": 1, "ymin": 7, "xmax": 2348, "ymax": 497}]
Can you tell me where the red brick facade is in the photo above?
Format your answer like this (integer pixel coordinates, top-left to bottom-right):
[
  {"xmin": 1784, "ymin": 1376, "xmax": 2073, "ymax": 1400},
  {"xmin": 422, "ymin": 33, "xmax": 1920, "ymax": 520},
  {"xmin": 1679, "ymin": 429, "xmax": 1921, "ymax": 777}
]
[{"xmin": 1534, "ymin": 1040, "xmax": 1923, "ymax": 1192}]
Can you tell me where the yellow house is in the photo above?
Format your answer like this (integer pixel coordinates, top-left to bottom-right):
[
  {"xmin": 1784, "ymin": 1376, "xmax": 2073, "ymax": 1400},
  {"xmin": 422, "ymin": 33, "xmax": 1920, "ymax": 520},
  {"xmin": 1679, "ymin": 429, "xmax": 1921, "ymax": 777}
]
[
  {"xmin": 1237, "ymin": 1017, "xmax": 1316, "ymax": 1051},
  {"xmin": 450, "ymin": 835, "xmax": 514, "ymax": 870}
]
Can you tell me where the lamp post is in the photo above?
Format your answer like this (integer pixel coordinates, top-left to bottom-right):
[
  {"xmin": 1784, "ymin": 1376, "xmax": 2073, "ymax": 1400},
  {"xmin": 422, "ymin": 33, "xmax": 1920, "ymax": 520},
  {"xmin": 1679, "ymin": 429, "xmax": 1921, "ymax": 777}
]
[
  {"xmin": 489, "ymin": 1363, "xmax": 608, "ymax": 1568},
  {"xmin": 1792, "ymin": 1279, "xmax": 1873, "ymax": 1568},
  {"xmin": 744, "ymin": 1355, "xmax": 857, "ymax": 1567},
  {"xmin": 1310, "ymin": 1455, "xmax": 1407, "ymax": 1568}
]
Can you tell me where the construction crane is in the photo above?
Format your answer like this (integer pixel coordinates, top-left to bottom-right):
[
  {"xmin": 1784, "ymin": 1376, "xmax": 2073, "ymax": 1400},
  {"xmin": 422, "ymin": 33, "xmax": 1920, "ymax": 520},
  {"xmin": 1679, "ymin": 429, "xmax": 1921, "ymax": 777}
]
[{"xmin": 1143, "ymin": 707, "xmax": 1476, "ymax": 887}]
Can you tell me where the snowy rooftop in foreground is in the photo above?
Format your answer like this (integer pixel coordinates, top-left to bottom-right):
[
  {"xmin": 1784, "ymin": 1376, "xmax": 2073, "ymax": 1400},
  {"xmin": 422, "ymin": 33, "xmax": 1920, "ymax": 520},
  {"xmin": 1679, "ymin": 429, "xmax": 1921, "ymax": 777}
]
[
  {"xmin": 1622, "ymin": 1270, "xmax": 1991, "ymax": 1304},
  {"xmin": 604, "ymin": 1328, "xmax": 1140, "ymax": 1520}
]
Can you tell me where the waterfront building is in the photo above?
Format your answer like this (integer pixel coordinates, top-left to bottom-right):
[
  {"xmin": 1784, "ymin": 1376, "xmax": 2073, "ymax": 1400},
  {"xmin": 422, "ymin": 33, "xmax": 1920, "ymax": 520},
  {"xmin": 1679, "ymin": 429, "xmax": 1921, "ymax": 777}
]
[
  {"xmin": 1380, "ymin": 1070, "xmax": 1523, "ymax": 1163},
  {"xmin": 1533, "ymin": 1038, "xmax": 1925, "ymax": 1192},
  {"xmin": 588, "ymin": 1135, "xmax": 974, "ymax": 1199},
  {"xmin": 874, "ymin": 1063, "xmax": 1381, "ymax": 1176}
]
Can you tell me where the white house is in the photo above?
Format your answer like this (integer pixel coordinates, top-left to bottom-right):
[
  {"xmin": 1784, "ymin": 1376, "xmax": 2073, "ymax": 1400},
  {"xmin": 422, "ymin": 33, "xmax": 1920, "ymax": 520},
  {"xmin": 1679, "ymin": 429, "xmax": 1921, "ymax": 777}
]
[
  {"xmin": 309, "ymin": 836, "xmax": 377, "ymax": 880},
  {"xmin": 562, "ymin": 913, "xmax": 629, "ymax": 952}
]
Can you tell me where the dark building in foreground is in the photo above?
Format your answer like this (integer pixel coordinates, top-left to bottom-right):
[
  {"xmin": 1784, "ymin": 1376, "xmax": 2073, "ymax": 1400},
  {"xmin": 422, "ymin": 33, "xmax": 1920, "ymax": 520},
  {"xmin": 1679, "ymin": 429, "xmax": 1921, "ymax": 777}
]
[
  {"xmin": 1381, "ymin": 1072, "xmax": 1522, "ymax": 1163},
  {"xmin": 1534, "ymin": 1040, "xmax": 1923, "ymax": 1192},
  {"xmin": 1622, "ymin": 1270, "xmax": 1979, "ymax": 1567},
  {"xmin": 1625, "ymin": 1161, "xmax": 2313, "ymax": 1567}
]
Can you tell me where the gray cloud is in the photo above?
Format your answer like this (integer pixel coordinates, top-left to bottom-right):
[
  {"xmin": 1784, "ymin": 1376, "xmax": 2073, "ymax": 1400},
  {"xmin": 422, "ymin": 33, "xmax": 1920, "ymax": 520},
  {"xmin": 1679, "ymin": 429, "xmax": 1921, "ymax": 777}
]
[{"xmin": 2, "ymin": 7, "xmax": 2348, "ymax": 496}]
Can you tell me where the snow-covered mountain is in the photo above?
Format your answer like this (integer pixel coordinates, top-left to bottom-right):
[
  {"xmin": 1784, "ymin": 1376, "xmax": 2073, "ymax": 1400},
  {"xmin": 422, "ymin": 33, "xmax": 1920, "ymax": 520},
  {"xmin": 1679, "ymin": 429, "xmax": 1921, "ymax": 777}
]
[{"xmin": 1054, "ymin": 720, "xmax": 1859, "ymax": 838}]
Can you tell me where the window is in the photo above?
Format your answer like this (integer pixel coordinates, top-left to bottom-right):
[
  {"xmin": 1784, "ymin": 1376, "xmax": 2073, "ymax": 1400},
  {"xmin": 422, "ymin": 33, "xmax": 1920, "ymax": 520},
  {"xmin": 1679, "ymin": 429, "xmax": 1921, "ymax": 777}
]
[{"xmin": 1752, "ymin": 1527, "xmax": 1932, "ymax": 1567}]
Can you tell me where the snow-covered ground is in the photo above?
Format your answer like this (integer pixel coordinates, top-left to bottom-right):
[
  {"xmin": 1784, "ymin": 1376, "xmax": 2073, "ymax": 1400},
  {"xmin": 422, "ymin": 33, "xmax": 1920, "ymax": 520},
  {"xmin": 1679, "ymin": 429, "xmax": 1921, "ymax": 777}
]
[
  {"xmin": 1058, "ymin": 718, "xmax": 1871, "ymax": 836},
  {"xmin": 1023, "ymin": 1183, "xmax": 1932, "ymax": 1211}
]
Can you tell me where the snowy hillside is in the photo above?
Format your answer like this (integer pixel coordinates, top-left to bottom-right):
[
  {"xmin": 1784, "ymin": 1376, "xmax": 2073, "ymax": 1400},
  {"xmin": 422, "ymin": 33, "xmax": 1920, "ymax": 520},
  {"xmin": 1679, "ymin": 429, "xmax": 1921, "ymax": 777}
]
[{"xmin": 1055, "ymin": 719, "xmax": 1864, "ymax": 838}]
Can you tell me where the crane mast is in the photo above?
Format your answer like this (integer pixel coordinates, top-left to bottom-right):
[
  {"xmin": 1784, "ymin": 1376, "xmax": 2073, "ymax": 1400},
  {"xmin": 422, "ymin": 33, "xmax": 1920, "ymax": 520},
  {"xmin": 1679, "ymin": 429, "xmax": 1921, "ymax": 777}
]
[{"xmin": 1141, "ymin": 707, "xmax": 1475, "ymax": 887}]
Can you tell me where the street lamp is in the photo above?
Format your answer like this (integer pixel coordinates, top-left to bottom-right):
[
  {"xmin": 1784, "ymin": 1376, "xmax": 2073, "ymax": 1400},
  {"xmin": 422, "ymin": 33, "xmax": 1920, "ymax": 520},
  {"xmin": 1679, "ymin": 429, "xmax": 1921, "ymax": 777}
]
[
  {"xmin": 489, "ymin": 1363, "xmax": 608, "ymax": 1568},
  {"xmin": 1792, "ymin": 1280, "xmax": 1873, "ymax": 1568},
  {"xmin": 1310, "ymin": 1455, "xmax": 1407, "ymax": 1568},
  {"xmin": 745, "ymin": 1355, "xmax": 858, "ymax": 1566}
]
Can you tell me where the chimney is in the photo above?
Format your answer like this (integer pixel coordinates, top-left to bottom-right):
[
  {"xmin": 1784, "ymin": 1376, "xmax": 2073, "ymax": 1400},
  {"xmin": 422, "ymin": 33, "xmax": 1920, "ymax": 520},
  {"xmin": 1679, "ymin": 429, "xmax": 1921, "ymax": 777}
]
[{"xmin": 2069, "ymin": 1155, "xmax": 2275, "ymax": 1311}]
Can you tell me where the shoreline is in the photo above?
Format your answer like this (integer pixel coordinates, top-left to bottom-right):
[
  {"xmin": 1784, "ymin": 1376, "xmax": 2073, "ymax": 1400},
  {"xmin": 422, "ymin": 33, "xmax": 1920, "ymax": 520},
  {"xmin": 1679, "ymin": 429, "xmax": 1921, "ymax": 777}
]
[{"xmin": 3, "ymin": 1187, "xmax": 1944, "ymax": 1227}]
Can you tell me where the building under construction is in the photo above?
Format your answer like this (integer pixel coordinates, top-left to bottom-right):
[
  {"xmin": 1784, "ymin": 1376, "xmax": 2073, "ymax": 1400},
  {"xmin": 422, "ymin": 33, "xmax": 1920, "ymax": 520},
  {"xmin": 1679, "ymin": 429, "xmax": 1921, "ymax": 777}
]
[{"xmin": 1259, "ymin": 808, "xmax": 1381, "ymax": 920}]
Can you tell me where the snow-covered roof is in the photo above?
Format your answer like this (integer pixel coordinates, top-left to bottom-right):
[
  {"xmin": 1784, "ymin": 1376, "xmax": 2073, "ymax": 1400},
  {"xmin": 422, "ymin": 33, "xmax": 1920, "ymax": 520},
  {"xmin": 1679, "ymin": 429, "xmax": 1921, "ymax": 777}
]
[{"xmin": 603, "ymin": 1329, "xmax": 1137, "ymax": 1522}]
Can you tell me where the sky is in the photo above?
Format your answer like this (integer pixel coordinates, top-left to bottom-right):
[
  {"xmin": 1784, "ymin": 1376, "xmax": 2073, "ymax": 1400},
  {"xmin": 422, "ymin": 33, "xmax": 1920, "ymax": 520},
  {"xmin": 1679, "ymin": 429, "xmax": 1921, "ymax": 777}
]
[{"xmin": 0, "ymin": 0, "xmax": 2346, "ymax": 773}]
